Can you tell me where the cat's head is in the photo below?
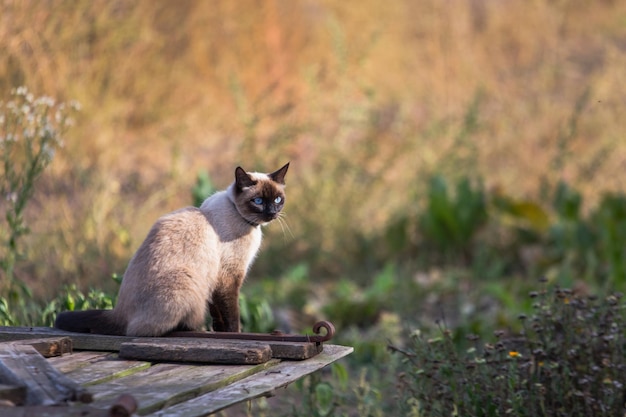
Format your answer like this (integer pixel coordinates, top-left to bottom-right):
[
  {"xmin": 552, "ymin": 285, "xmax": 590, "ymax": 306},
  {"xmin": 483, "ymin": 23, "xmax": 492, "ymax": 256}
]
[{"xmin": 232, "ymin": 163, "xmax": 289, "ymax": 226}]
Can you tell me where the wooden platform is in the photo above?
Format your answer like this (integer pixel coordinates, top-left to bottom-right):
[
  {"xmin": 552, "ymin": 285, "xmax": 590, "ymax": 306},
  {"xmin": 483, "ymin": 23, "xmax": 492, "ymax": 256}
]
[{"xmin": 0, "ymin": 326, "xmax": 353, "ymax": 416}]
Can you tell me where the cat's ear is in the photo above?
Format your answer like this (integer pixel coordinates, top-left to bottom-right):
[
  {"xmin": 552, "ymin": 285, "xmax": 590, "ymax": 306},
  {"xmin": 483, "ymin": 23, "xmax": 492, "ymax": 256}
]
[
  {"xmin": 269, "ymin": 162, "xmax": 289, "ymax": 185},
  {"xmin": 235, "ymin": 167, "xmax": 256, "ymax": 189}
]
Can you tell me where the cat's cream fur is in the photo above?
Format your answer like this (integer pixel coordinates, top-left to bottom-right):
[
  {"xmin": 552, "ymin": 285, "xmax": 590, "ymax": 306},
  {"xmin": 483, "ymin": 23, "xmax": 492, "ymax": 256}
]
[{"xmin": 55, "ymin": 163, "xmax": 289, "ymax": 336}]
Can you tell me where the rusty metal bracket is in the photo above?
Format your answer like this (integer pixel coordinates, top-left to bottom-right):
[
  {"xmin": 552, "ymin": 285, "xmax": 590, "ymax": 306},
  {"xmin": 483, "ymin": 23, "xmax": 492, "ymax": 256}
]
[{"xmin": 168, "ymin": 320, "xmax": 336, "ymax": 344}]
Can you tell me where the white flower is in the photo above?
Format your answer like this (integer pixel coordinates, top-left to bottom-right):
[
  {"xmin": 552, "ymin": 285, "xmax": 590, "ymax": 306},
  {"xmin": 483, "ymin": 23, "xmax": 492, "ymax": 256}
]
[
  {"xmin": 69, "ymin": 100, "xmax": 81, "ymax": 111},
  {"xmin": 42, "ymin": 142, "xmax": 55, "ymax": 160},
  {"xmin": 36, "ymin": 96, "xmax": 55, "ymax": 107}
]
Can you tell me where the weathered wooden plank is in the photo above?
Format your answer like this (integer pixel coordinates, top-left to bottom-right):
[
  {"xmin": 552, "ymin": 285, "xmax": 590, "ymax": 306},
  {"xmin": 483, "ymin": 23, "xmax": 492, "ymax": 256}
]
[
  {"xmin": 266, "ymin": 340, "xmax": 322, "ymax": 360},
  {"xmin": 146, "ymin": 345, "xmax": 354, "ymax": 417},
  {"xmin": 63, "ymin": 356, "xmax": 152, "ymax": 386},
  {"xmin": 7, "ymin": 337, "xmax": 73, "ymax": 358},
  {"xmin": 0, "ymin": 327, "xmax": 322, "ymax": 360},
  {"xmin": 0, "ymin": 327, "xmax": 126, "ymax": 351},
  {"xmin": 119, "ymin": 339, "xmax": 272, "ymax": 365},
  {"xmin": 47, "ymin": 351, "xmax": 115, "ymax": 373},
  {"xmin": 88, "ymin": 359, "xmax": 280, "ymax": 415},
  {"xmin": 0, "ymin": 405, "xmax": 110, "ymax": 417},
  {"xmin": 0, "ymin": 394, "xmax": 137, "ymax": 417},
  {"xmin": 0, "ymin": 344, "xmax": 92, "ymax": 405}
]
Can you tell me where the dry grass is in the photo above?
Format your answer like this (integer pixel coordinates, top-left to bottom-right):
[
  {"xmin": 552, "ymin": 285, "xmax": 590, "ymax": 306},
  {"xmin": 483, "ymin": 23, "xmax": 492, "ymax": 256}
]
[{"xmin": 1, "ymin": 0, "xmax": 625, "ymax": 297}]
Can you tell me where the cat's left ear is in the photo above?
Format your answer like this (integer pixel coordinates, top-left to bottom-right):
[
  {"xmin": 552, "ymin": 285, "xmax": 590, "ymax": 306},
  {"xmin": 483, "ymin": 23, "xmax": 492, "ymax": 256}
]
[{"xmin": 269, "ymin": 162, "xmax": 289, "ymax": 185}]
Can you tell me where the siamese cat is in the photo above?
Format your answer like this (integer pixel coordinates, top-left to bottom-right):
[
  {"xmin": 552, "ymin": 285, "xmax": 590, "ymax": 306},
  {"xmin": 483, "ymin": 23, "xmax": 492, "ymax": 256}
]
[{"xmin": 55, "ymin": 163, "xmax": 289, "ymax": 336}]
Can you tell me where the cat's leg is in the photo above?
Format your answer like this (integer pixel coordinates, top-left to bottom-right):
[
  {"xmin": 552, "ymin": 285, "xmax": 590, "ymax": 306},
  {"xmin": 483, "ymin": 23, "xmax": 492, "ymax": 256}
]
[{"xmin": 209, "ymin": 287, "xmax": 241, "ymax": 332}]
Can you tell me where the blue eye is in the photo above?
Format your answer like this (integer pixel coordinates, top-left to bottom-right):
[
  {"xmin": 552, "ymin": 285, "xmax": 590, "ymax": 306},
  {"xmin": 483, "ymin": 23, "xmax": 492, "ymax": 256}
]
[
  {"xmin": 274, "ymin": 196, "xmax": 282, "ymax": 204},
  {"xmin": 253, "ymin": 197, "xmax": 263, "ymax": 205}
]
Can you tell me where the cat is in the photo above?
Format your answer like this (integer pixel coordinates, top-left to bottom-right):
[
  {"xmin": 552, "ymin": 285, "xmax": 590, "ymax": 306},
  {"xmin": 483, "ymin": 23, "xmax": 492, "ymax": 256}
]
[{"xmin": 54, "ymin": 163, "xmax": 289, "ymax": 336}]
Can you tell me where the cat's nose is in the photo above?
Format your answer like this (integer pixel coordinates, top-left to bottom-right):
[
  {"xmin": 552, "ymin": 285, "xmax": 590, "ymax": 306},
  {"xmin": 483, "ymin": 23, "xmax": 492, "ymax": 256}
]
[{"xmin": 263, "ymin": 209, "xmax": 279, "ymax": 221}]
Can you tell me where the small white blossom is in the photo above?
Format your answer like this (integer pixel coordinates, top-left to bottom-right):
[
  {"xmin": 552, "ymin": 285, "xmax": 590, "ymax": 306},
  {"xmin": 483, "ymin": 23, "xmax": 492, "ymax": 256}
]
[
  {"xmin": 36, "ymin": 96, "xmax": 55, "ymax": 107},
  {"xmin": 42, "ymin": 142, "xmax": 55, "ymax": 160},
  {"xmin": 69, "ymin": 100, "xmax": 82, "ymax": 111}
]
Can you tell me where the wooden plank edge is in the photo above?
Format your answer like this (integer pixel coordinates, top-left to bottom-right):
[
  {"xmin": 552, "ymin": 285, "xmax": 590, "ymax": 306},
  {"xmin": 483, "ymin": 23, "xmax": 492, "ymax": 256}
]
[
  {"xmin": 0, "ymin": 394, "xmax": 136, "ymax": 417},
  {"xmin": 0, "ymin": 345, "xmax": 92, "ymax": 405},
  {"xmin": 6, "ymin": 337, "xmax": 73, "ymax": 358},
  {"xmin": 91, "ymin": 359, "xmax": 282, "ymax": 415},
  {"xmin": 144, "ymin": 345, "xmax": 354, "ymax": 417},
  {"xmin": 79, "ymin": 360, "xmax": 153, "ymax": 387},
  {"xmin": 119, "ymin": 340, "xmax": 272, "ymax": 365},
  {"xmin": 0, "ymin": 327, "xmax": 324, "ymax": 360}
]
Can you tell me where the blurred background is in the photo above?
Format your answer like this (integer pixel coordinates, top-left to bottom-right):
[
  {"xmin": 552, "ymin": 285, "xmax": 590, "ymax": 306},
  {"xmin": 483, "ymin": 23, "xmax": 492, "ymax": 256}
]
[{"xmin": 1, "ymin": 0, "xmax": 626, "ymax": 414}]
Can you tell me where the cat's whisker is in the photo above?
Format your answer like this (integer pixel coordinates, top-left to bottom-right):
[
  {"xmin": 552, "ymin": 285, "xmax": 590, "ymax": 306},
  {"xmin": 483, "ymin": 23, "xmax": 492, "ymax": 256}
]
[{"xmin": 276, "ymin": 213, "xmax": 294, "ymax": 240}]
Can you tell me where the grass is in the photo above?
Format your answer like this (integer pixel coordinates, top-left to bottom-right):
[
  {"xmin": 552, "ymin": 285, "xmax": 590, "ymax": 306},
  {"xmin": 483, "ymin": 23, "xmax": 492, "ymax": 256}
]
[
  {"xmin": 393, "ymin": 284, "xmax": 626, "ymax": 416},
  {"xmin": 1, "ymin": 1, "xmax": 626, "ymax": 415}
]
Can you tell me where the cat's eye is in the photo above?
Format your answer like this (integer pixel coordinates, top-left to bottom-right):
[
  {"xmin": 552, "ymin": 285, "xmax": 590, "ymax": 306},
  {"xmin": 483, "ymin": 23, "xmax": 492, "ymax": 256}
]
[
  {"xmin": 274, "ymin": 196, "xmax": 282, "ymax": 204},
  {"xmin": 253, "ymin": 197, "xmax": 263, "ymax": 205}
]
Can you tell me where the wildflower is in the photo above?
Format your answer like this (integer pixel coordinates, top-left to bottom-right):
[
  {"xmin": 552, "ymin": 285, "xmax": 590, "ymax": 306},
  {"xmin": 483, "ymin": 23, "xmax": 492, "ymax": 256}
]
[{"xmin": 508, "ymin": 351, "xmax": 521, "ymax": 358}]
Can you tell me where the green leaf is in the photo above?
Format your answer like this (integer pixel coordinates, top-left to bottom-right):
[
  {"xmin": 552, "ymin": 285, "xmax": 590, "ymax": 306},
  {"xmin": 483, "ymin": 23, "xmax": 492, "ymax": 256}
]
[
  {"xmin": 315, "ymin": 382, "xmax": 335, "ymax": 417},
  {"xmin": 332, "ymin": 362, "xmax": 349, "ymax": 390}
]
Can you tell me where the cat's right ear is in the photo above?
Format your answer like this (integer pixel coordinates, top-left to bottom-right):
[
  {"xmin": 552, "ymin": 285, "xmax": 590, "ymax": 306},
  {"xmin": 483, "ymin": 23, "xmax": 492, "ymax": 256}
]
[{"xmin": 235, "ymin": 167, "xmax": 256, "ymax": 189}]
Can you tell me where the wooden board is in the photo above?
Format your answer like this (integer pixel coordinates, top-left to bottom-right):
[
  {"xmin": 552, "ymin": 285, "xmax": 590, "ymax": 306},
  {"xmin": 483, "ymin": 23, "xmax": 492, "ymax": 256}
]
[
  {"xmin": 0, "ymin": 405, "xmax": 121, "ymax": 417},
  {"xmin": 0, "ymin": 327, "xmax": 129, "ymax": 352},
  {"xmin": 0, "ymin": 394, "xmax": 136, "ymax": 417},
  {"xmin": 9, "ymin": 337, "xmax": 73, "ymax": 358},
  {"xmin": 47, "ymin": 351, "xmax": 118, "ymax": 374},
  {"xmin": 146, "ymin": 344, "xmax": 354, "ymax": 416},
  {"xmin": 0, "ymin": 327, "xmax": 321, "ymax": 361},
  {"xmin": 119, "ymin": 339, "xmax": 272, "ymax": 364},
  {"xmin": 62, "ymin": 356, "xmax": 152, "ymax": 386},
  {"xmin": 88, "ymin": 360, "xmax": 280, "ymax": 415},
  {"xmin": 0, "ymin": 326, "xmax": 353, "ymax": 416},
  {"xmin": 0, "ymin": 343, "xmax": 92, "ymax": 405}
]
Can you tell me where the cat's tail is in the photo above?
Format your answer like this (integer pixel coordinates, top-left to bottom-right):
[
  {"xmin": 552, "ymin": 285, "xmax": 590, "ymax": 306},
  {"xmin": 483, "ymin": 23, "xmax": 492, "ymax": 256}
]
[{"xmin": 55, "ymin": 310, "xmax": 126, "ymax": 335}]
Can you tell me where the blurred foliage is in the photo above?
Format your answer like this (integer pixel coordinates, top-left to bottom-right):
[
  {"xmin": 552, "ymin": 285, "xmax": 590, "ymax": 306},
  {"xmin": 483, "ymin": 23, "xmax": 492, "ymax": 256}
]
[
  {"xmin": 393, "ymin": 285, "xmax": 626, "ymax": 416},
  {"xmin": 0, "ymin": 87, "xmax": 78, "ymax": 312},
  {"xmin": 239, "ymin": 292, "xmax": 276, "ymax": 334},
  {"xmin": 192, "ymin": 170, "xmax": 215, "ymax": 207},
  {"xmin": 419, "ymin": 175, "xmax": 487, "ymax": 259},
  {"xmin": 0, "ymin": 282, "xmax": 115, "ymax": 327},
  {"xmin": 494, "ymin": 180, "xmax": 626, "ymax": 289},
  {"xmin": 0, "ymin": 0, "xmax": 624, "ymax": 297}
]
